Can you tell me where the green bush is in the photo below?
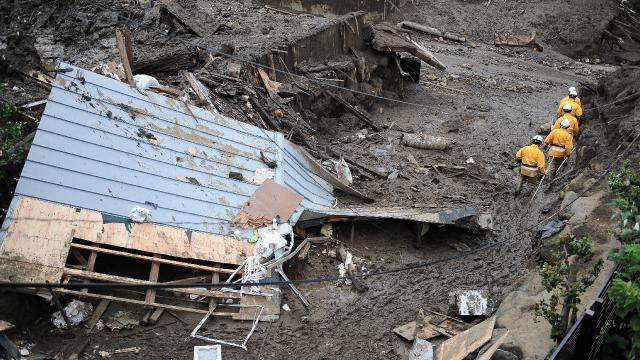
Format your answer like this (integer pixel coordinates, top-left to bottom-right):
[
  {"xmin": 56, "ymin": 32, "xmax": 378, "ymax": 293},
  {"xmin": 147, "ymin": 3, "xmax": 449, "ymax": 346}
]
[
  {"xmin": 0, "ymin": 101, "xmax": 25, "ymax": 167},
  {"xmin": 601, "ymin": 164, "xmax": 640, "ymax": 359}
]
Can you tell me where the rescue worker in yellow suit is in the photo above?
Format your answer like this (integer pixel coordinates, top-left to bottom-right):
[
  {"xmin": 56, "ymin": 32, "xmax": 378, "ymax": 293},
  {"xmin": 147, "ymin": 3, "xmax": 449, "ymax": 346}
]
[
  {"xmin": 515, "ymin": 135, "xmax": 546, "ymax": 195},
  {"xmin": 544, "ymin": 119, "xmax": 574, "ymax": 181},
  {"xmin": 552, "ymin": 103, "xmax": 579, "ymax": 136},
  {"xmin": 556, "ymin": 86, "xmax": 583, "ymax": 119}
]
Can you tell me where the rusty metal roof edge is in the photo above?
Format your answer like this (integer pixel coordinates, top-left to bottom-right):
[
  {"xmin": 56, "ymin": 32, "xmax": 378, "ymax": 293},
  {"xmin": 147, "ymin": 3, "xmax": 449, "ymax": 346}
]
[{"xmin": 297, "ymin": 206, "xmax": 494, "ymax": 230}]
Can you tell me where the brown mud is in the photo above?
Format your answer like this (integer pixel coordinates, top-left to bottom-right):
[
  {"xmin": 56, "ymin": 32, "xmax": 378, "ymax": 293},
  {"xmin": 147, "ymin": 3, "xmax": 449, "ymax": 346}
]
[{"xmin": 1, "ymin": 0, "xmax": 639, "ymax": 359}]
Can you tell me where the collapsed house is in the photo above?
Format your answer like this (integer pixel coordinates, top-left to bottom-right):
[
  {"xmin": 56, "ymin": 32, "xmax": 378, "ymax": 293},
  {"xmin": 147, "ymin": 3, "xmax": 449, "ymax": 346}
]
[{"xmin": 0, "ymin": 62, "xmax": 491, "ymax": 313}]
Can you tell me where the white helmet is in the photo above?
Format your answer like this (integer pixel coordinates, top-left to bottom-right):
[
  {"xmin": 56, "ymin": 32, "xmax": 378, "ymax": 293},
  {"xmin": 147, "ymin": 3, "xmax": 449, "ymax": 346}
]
[
  {"xmin": 560, "ymin": 119, "xmax": 571, "ymax": 129},
  {"xmin": 532, "ymin": 135, "xmax": 544, "ymax": 144},
  {"xmin": 568, "ymin": 87, "xmax": 578, "ymax": 96},
  {"xmin": 562, "ymin": 103, "xmax": 572, "ymax": 112}
]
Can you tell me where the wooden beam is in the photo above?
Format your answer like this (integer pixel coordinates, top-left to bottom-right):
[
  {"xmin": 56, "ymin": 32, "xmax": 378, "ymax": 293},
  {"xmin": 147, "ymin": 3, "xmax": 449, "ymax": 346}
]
[
  {"xmin": 82, "ymin": 244, "xmax": 98, "ymax": 293},
  {"xmin": 210, "ymin": 263, "xmax": 220, "ymax": 311},
  {"xmin": 326, "ymin": 91, "xmax": 382, "ymax": 132},
  {"xmin": 184, "ymin": 71, "xmax": 214, "ymax": 110},
  {"xmin": 54, "ymin": 288, "xmax": 239, "ymax": 316},
  {"xmin": 70, "ymin": 248, "xmax": 88, "ymax": 266},
  {"xmin": 145, "ymin": 254, "xmax": 161, "ymax": 304},
  {"xmin": 116, "ymin": 30, "xmax": 135, "ymax": 85},
  {"xmin": 62, "ymin": 267, "xmax": 241, "ymax": 299},
  {"xmin": 87, "ymin": 299, "xmax": 110, "ymax": 331},
  {"xmin": 70, "ymin": 243, "xmax": 236, "ymax": 274}
]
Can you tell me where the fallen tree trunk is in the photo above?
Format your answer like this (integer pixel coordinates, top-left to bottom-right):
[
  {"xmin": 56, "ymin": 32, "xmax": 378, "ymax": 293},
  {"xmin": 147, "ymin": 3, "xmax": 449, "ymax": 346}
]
[
  {"xmin": 132, "ymin": 48, "xmax": 198, "ymax": 75},
  {"xmin": 370, "ymin": 27, "xmax": 446, "ymax": 71},
  {"xmin": 399, "ymin": 21, "xmax": 466, "ymax": 42},
  {"xmin": 401, "ymin": 133, "xmax": 454, "ymax": 150}
]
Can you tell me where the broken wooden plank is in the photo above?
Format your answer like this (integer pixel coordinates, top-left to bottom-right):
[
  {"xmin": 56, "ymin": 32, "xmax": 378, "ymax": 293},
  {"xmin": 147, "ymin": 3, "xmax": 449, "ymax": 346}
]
[
  {"xmin": 149, "ymin": 85, "xmax": 185, "ymax": 98},
  {"xmin": 257, "ymin": 67, "xmax": 281, "ymax": 99},
  {"xmin": 115, "ymin": 30, "xmax": 135, "ymax": 85},
  {"xmin": 264, "ymin": 4, "xmax": 296, "ymax": 15},
  {"xmin": 326, "ymin": 91, "xmax": 382, "ymax": 132},
  {"xmin": 399, "ymin": 21, "xmax": 466, "ymax": 42},
  {"xmin": 393, "ymin": 321, "xmax": 441, "ymax": 341},
  {"xmin": 145, "ymin": 254, "xmax": 161, "ymax": 304},
  {"xmin": 69, "ymin": 243, "xmax": 236, "ymax": 274},
  {"xmin": 161, "ymin": 2, "xmax": 205, "ymax": 37},
  {"xmin": 184, "ymin": 71, "xmax": 214, "ymax": 110},
  {"xmin": 494, "ymin": 32, "xmax": 543, "ymax": 51},
  {"xmin": 0, "ymin": 321, "xmax": 15, "ymax": 333},
  {"xmin": 87, "ymin": 299, "xmax": 110, "ymax": 331},
  {"xmin": 53, "ymin": 289, "xmax": 235, "ymax": 316},
  {"xmin": 70, "ymin": 248, "xmax": 88, "ymax": 266},
  {"xmin": 62, "ymin": 267, "xmax": 240, "ymax": 300},
  {"xmin": 19, "ymin": 99, "xmax": 47, "ymax": 109},
  {"xmin": 275, "ymin": 268, "xmax": 310, "ymax": 309},
  {"xmin": 370, "ymin": 27, "xmax": 446, "ymax": 71},
  {"xmin": 410, "ymin": 40, "xmax": 447, "ymax": 71},
  {"xmin": 435, "ymin": 316, "xmax": 495, "ymax": 360},
  {"xmin": 148, "ymin": 308, "xmax": 165, "ymax": 325},
  {"xmin": 25, "ymin": 70, "xmax": 54, "ymax": 88},
  {"xmin": 475, "ymin": 329, "xmax": 509, "ymax": 360},
  {"xmin": 250, "ymin": 97, "xmax": 282, "ymax": 131}
]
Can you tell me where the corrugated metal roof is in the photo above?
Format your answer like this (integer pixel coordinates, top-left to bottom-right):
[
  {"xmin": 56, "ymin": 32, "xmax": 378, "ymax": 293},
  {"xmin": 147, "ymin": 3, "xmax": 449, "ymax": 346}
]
[
  {"xmin": 13, "ymin": 63, "xmax": 491, "ymax": 236},
  {"xmin": 14, "ymin": 63, "xmax": 349, "ymax": 235}
]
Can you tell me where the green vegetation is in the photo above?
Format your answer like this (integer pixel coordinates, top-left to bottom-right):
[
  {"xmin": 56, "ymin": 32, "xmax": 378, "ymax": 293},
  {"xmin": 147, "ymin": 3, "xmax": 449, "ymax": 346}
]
[
  {"xmin": 533, "ymin": 233, "xmax": 603, "ymax": 341},
  {"xmin": 0, "ymin": 101, "xmax": 25, "ymax": 167},
  {"xmin": 600, "ymin": 163, "xmax": 640, "ymax": 359}
]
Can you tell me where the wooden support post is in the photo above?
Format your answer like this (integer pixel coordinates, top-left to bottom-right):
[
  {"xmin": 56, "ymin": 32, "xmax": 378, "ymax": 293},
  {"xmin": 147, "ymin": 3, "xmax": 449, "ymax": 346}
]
[
  {"xmin": 268, "ymin": 53, "xmax": 277, "ymax": 81},
  {"xmin": 82, "ymin": 244, "xmax": 99, "ymax": 293},
  {"xmin": 116, "ymin": 30, "xmax": 135, "ymax": 85},
  {"xmin": 209, "ymin": 263, "xmax": 220, "ymax": 311},
  {"xmin": 70, "ymin": 248, "xmax": 88, "ymax": 267},
  {"xmin": 145, "ymin": 254, "xmax": 161, "ymax": 305},
  {"xmin": 87, "ymin": 299, "xmax": 110, "ymax": 331}
]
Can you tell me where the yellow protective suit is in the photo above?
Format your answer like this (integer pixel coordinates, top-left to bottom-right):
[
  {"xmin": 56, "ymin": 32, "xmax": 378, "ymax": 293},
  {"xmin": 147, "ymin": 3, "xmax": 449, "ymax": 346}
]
[
  {"xmin": 544, "ymin": 128, "xmax": 574, "ymax": 158},
  {"xmin": 515, "ymin": 144, "xmax": 545, "ymax": 177},
  {"xmin": 556, "ymin": 96, "xmax": 583, "ymax": 117},
  {"xmin": 552, "ymin": 114, "xmax": 579, "ymax": 135}
]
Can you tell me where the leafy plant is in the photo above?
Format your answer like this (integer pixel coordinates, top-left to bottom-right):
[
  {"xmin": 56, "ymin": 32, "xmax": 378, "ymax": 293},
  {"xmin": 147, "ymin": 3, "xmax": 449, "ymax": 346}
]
[
  {"xmin": 599, "ymin": 165, "xmax": 640, "ymax": 359},
  {"xmin": 0, "ymin": 101, "xmax": 25, "ymax": 167},
  {"xmin": 533, "ymin": 233, "xmax": 603, "ymax": 342}
]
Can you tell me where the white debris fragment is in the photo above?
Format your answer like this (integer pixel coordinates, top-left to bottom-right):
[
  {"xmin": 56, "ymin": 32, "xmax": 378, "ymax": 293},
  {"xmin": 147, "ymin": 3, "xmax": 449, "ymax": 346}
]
[
  {"xmin": 452, "ymin": 290, "xmax": 489, "ymax": 315},
  {"xmin": 133, "ymin": 74, "xmax": 160, "ymax": 91},
  {"xmin": 334, "ymin": 156, "xmax": 353, "ymax": 185},
  {"xmin": 129, "ymin": 206, "xmax": 152, "ymax": 222},
  {"xmin": 409, "ymin": 338, "xmax": 434, "ymax": 360},
  {"xmin": 51, "ymin": 300, "xmax": 94, "ymax": 328},
  {"xmin": 466, "ymin": 157, "xmax": 475, "ymax": 164},
  {"xmin": 249, "ymin": 168, "xmax": 275, "ymax": 185},
  {"xmin": 338, "ymin": 250, "xmax": 353, "ymax": 286},
  {"xmin": 282, "ymin": 304, "xmax": 291, "ymax": 311},
  {"xmin": 19, "ymin": 348, "xmax": 30, "ymax": 356}
]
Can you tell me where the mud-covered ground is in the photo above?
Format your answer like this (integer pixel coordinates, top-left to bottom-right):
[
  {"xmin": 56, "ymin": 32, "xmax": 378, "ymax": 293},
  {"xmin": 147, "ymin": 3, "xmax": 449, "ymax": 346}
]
[{"xmin": 0, "ymin": 0, "xmax": 636, "ymax": 359}]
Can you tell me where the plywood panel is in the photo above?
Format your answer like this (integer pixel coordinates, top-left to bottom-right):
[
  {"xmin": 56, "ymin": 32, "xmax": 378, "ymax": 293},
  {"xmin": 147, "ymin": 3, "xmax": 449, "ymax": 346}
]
[
  {"xmin": 0, "ymin": 258, "xmax": 62, "ymax": 283},
  {"xmin": 0, "ymin": 196, "xmax": 75, "ymax": 268},
  {"xmin": 0, "ymin": 197, "xmax": 254, "ymax": 274}
]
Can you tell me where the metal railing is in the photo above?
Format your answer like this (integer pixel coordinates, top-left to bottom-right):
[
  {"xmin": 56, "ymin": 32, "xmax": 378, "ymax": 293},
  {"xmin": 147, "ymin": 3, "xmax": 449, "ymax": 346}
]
[{"xmin": 549, "ymin": 264, "xmax": 623, "ymax": 360}]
